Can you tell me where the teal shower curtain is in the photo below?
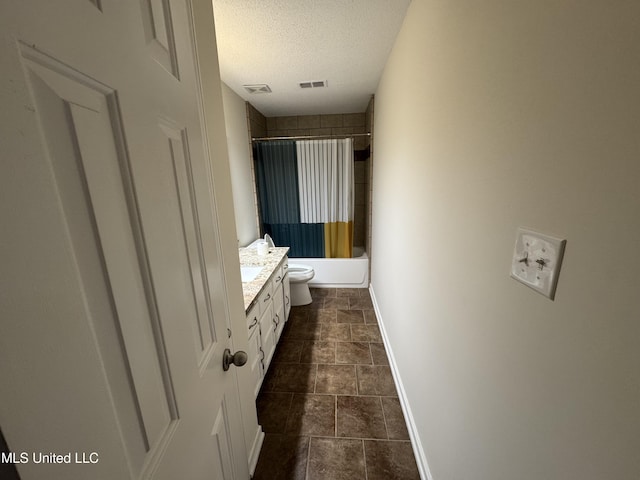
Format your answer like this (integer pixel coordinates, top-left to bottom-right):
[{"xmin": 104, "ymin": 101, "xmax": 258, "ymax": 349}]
[{"xmin": 253, "ymin": 141, "xmax": 324, "ymax": 257}]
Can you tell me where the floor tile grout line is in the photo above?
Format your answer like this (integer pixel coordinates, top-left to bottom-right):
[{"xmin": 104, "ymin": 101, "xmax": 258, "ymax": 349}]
[
  {"xmin": 313, "ymin": 363, "xmax": 318, "ymax": 393},
  {"xmin": 261, "ymin": 391, "xmax": 398, "ymax": 399},
  {"xmin": 362, "ymin": 439, "xmax": 369, "ymax": 480},
  {"xmin": 334, "ymin": 395, "xmax": 338, "ymax": 437},
  {"xmin": 264, "ymin": 391, "xmax": 399, "ymax": 398},
  {"xmin": 305, "ymin": 433, "xmax": 413, "ymax": 443},
  {"xmin": 305, "ymin": 435, "xmax": 312, "ymax": 480},
  {"xmin": 379, "ymin": 395, "xmax": 390, "ymax": 440},
  {"xmin": 282, "ymin": 392, "xmax": 295, "ymax": 435}
]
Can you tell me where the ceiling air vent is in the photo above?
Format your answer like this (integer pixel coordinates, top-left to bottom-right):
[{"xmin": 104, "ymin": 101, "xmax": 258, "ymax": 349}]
[
  {"xmin": 243, "ymin": 84, "xmax": 272, "ymax": 94},
  {"xmin": 299, "ymin": 80, "xmax": 327, "ymax": 89}
]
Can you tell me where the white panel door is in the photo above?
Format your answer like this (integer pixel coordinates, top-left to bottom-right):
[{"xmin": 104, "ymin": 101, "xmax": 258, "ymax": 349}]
[{"xmin": 0, "ymin": 1, "xmax": 248, "ymax": 479}]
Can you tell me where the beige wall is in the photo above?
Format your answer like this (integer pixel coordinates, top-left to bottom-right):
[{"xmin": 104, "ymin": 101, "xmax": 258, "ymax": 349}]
[
  {"xmin": 371, "ymin": 1, "xmax": 640, "ymax": 479},
  {"xmin": 221, "ymin": 84, "xmax": 259, "ymax": 246}
]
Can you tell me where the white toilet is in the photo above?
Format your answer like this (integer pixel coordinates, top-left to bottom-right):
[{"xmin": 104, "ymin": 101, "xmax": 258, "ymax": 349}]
[
  {"xmin": 250, "ymin": 235, "xmax": 316, "ymax": 306},
  {"xmin": 288, "ymin": 264, "xmax": 315, "ymax": 306}
]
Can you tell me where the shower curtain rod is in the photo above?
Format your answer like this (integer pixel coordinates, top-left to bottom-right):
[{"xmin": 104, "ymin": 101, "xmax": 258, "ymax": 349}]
[{"xmin": 251, "ymin": 132, "xmax": 371, "ymax": 142}]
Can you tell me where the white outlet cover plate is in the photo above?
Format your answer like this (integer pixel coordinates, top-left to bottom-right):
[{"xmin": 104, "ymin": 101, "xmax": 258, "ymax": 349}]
[{"xmin": 510, "ymin": 227, "xmax": 566, "ymax": 300}]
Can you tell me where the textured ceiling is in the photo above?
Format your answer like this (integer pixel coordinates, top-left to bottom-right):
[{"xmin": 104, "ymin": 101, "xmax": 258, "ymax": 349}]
[{"xmin": 212, "ymin": 0, "xmax": 411, "ymax": 117}]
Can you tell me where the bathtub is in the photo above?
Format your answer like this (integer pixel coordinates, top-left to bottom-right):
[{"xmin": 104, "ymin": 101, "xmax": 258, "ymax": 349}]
[{"xmin": 293, "ymin": 247, "xmax": 369, "ymax": 289}]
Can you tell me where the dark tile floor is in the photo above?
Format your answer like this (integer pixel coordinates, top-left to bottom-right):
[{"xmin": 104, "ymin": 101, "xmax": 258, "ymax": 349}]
[{"xmin": 253, "ymin": 288, "xmax": 420, "ymax": 480}]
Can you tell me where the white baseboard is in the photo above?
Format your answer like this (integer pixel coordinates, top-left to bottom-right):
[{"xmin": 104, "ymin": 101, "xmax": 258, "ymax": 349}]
[
  {"xmin": 369, "ymin": 283, "xmax": 434, "ymax": 480},
  {"xmin": 247, "ymin": 426, "xmax": 264, "ymax": 476}
]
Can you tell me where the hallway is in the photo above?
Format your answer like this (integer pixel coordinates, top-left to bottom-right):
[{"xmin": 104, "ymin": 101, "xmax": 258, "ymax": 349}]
[{"xmin": 252, "ymin": 288, "xmax": 420, "ymax": 479}]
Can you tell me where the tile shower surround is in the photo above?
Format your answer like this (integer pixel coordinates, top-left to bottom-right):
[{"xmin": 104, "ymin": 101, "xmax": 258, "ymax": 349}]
[
  {"xmin": 265, "ymin": 113, "xmax": 368, "ymax": 150},
  {"xmin": 252, "ymin": 288, "xmax": 420, "ymax": 480},
  {"xmin": 246, "ymin": 106, "xmax": 374, "ymax": 253}
]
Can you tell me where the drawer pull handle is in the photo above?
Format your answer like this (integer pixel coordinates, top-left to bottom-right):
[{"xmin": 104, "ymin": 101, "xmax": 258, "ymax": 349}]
[
  {"xmin": 285, "ymin": 295, "xmax": 290, "ymax": 306},
  {"xmin": 263, "ymin": 293, "xmax": 271, "ymax": 302},
  {"xmin": 276, "ymin": 275, "xmax": 282, "ymax": 282},
  {"xmin": 248, "ymin": 317, "xmax": 258, "ymax": 329}
]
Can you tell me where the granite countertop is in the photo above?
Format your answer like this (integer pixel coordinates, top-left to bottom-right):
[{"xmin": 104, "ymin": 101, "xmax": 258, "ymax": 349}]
[{"xmin": 239, "ymin": 246, "xmax": 289, "ymax": 313}]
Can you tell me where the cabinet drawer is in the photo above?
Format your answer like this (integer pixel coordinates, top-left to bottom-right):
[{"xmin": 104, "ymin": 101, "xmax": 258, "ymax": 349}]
[
  {"xmin": 246, "ymin": 303, "xmax": 259, "ymax": 332},
  {"xmin": 272, "ymin": 282, "xmax": 284, "ymax": 341},
  {"xmin": 283, "ymin": 272, "xmax": 291, "ymax": 321},
  {"xmin": 273, "ymin": 281, "xmax": 284, "ymax": 312},
  {"xmin": 257, "ymin": 282, "xmax": 273, "ymax": 318},
  {"xmin": 271, "ymin": 265, "xmax": 284, "ymax": 289},
  {"xmin": 259, "ymin": 303, "xmax": 276, "ymax": 370}
]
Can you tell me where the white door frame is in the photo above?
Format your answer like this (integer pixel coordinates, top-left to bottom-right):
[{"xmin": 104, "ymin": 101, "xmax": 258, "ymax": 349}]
[{"xmin": 188, "ymin": 1, "xmax": 264, "ymax": 473}]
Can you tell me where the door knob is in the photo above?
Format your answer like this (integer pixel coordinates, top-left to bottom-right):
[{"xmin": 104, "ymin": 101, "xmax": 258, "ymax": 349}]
[{"xmin": 222, "ymin": 348, "xmax": 248, "ymax": 371}]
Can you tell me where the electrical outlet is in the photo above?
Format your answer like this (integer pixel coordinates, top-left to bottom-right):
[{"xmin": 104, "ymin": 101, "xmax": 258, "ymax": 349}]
[{"xmin": 510, "ymin": 227, "xmax": 566, "ymax": 300}]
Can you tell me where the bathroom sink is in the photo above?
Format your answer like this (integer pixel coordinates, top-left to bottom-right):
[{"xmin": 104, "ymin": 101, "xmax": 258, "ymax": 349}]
[{"xmin": 240, "ymin": 266, "xmax": 263, "ymax": 283}]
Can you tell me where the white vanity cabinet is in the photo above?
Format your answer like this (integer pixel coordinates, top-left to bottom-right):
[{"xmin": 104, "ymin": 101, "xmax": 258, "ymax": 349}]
[{"xmin": 243, "ymin": 255, "xmax": 290, "ymax": 398}]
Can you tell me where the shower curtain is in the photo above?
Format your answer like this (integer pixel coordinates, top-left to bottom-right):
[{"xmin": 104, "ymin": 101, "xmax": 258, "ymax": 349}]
[
  {"xmin": 253, "ymin": 140, "xmax": 324, "ymax": 257},
  {"xmin": 296, "ymin": 139, "xmax": 353, "ymax": 258},
  {"xmin": 253, "ymin": 138, "xmax": 354, "ymax": 258}
]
